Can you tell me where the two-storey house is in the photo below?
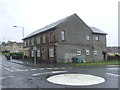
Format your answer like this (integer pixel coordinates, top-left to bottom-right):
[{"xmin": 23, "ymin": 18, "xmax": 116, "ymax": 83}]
[{"xmin": 23, "ymin": 13, "xmax": 107, "ymax": 63}]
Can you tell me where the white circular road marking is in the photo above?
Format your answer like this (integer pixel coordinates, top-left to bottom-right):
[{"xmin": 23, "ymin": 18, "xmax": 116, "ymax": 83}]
[{"xmin": 47, "ymin": 74, "xmax": 105, "ymax": 86}]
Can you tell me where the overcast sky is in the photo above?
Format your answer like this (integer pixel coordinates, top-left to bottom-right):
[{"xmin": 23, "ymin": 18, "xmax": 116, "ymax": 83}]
[{"xmin": 0, "ymin": 0, "xmax": 118, "ymax": 46}]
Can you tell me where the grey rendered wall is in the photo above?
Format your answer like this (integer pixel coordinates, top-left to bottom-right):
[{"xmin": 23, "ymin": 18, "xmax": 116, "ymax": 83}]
[
  {"xmin": 56, "ymin": 14, "xmax": 106, "ymax": 62},
  {"xmin": 56, "ymin": 14, "xmax": 94, "ymax": 62},
  {"xmin": 92, "ymin": 34, "xmax": 106, "ymax": 61}
]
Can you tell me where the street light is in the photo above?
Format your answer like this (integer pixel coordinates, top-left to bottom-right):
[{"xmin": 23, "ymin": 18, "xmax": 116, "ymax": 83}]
[{"xmin": 13, "ymin": 26, "xmax": 24, "ymax": 61}]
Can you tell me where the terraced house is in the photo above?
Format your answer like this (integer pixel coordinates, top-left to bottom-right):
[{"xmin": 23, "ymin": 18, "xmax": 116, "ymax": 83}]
[{"xmin": 23, "ymin": 13, "xmax": 107, "ymax": 63}]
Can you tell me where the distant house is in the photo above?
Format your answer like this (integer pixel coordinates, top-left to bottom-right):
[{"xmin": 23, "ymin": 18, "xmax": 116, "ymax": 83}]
[
  {"xmin": 23, "ymin": 13, "xmax": 107, "ymax": 63},
  {"xmin": 107, "ymin": 47, "xmax": 118, "ymax": 55},
  {"xmin": 1, "ymin": 41, "xmax": 23, "ymax": 53}
]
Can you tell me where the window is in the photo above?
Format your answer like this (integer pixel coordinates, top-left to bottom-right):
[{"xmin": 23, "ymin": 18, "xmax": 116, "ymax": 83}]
[
  {"xmin": 37, "ymin": 50, "xmax": 40, "ymax": 57},
  {"xmin": 31, "ymin": 50, "xmax": 34, "ymax": 57},
  {"xmin": 24, "ymin": 41, "xmax": 26, "ymax": 47},
  {"xmin": 86, "ymin": 36, "xmax": 90, "ymax": 41},
  {"xmin": 61, "ymin": 30, "xmax": 65, "ymax": 41},
  {"xmin": 28, "ymin": 39, "xmax": 29, "ymax": 46},
  {"xmin": 49, "ymin": 48, "xmax": 54, "ymax": 57},
  {"xmin": 95, "ymin": 36, "xmax": 99, "ymax": 41},
  {"xmin": 43, "ymin": 35, "xmax": 45, "ymax": 43},
  {"xmin": 86, "ymin": 50, "xmax": 89, "ymax": 55},
  {"xmin": 77, "ymin": 50, "xmax": 81, "ymax": 55},
  {"xmin": 31, "ymin": 38, "xmax": 34, "ymax": 45},
  {"xmin": 37, "ymin": 36, "xmax": 40, "ymax": 44},
  {"xmin": 94, "ymin": 50, "xmax": 97, "ymax": 55},
  {"xmin": 49, "ymin": 32, "xmax": 54, "ymax": 42}
]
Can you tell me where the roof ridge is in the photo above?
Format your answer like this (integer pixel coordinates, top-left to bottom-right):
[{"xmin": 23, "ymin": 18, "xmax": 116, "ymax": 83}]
[{"xmin": 24, "ymin": 13, "xmax": 77, "ymax": 39}]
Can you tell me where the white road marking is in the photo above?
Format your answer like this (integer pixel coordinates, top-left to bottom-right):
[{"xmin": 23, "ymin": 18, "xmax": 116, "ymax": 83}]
[
  {"xmin": 4, "ymin": 68, "xmax": 13, "ymax": 72},
  {"xmin": 53, "ymin": 68, "xmax": 59, "ymax": 70},
  {"xmin": 0, "ymin": 77, "xmax": 6, "ymax": 80},
  {"xmin": 46, "ymin": 68, "xmax": 53, "ymax": 70},
  {"xmin": 106, "ymin": 73, "xmax": 120, "ymax": 77},
  {"xmin": 32, "ymin": 71, "xmax": 67, "ymax": 77},
  {"xmin": 16, "ymin": 69, "xmax": 29, "ymax": 72},
  {"xmin": 0, "ymin": 65, "xmax": 2, "ymax": 67},
  {"xmin": 32, "ymin": 72, "xmax": 51, "ymax": 76},
  {"xmin": 3, "ymin": 64, "xmax": 9, "ymax": 67},
  {"xmin": 39, "ymin": 68, "xmax": 45, "ymax": 70},
  {"xmin": 60, "ymin": 67, "xmax": 66, "ymax": 69},
  {"xmin": 0, "ymin": 76, "xmax": 14, "ymax": 80},
  {"xmin": 52, "ymin": 71, "xmax": 67, "ymax": 74},
  {"xmin": 31, "ymin": 69, "xmax": 37, "ymax": 71}
]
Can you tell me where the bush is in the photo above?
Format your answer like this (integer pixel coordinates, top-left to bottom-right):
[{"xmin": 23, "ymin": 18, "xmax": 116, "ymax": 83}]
[{"xmin": 10, "ymin": 52, "xmax": 23, "ymax": 56}]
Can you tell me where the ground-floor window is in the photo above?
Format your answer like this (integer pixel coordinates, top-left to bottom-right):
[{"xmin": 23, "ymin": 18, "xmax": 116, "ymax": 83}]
[
  {"xmin": 49, "ymin": 47, "xmax": 54, "ymax": 57},
  {"xmin": 77, "ymin": 50, "xmax": 81, "ymax": 56},
  {"xmin": 86, "ymin": 50, "xmax": 89, "ymax": 55},
  {"xmin": 37, "ymin": 50, "xmax": 40, "ymax": 57},
  {"xmin": 31, "ymin": 50, "xmax": 34, "ymax": 57},
  {"xmin": 94, "ymin": 50, "xmax": 97, "ymax": 55}
]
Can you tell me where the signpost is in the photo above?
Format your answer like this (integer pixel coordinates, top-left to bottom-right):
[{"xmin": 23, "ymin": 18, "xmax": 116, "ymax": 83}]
[{"xmin": 33, "ymin": 46, "xmax": 37, "ymax": 65}]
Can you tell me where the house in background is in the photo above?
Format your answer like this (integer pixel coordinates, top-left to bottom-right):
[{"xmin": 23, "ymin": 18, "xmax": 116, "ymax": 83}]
[
  {"xmin": 1, "ymin": 41, "xmax": 23, "ymax": 53},
  {"xmin": 107, "ymin": 47, "xmax": 118, "ymax": 56},
  {"xmin": 23, "ymin": 13, "xmax": 107, "ymax": 63}
]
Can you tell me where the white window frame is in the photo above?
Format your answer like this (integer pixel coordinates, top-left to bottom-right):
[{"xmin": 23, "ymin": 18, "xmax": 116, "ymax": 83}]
[
  {"xmin": 43, "ymin": 35, "xmax": 45, "ymax": 43},
  {"xmin": 49, "ymin": 48, "xmax": 54, "ymax": 57},
  {"xmin": 37, "ymin": 50, "xmax": 40, "ymax": 57},
  {"xmin": 77, "ymin": 50, "xmax": 81, "ymax": 56},
  {"xmin": 86, "ymin": 35, "xmax": 90, "ymax": 41},
  {"xmin": 94, "ymin": 50, "xmax": 97, "ymax": 55},
  {"xmin": 95, "ymin": 36, "xmax": 99, "ymax": 41},
  {"xmin": 86, "ymin": 50, "xmax": 89, "ymax": 55},
  {"xmin": 61, "ymin": 30, "xmax": 65, "ymax": 41}
]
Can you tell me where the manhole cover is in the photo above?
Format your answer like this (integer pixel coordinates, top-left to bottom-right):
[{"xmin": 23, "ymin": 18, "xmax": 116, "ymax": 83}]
[{"xmin": 47, "ymin": 74, "xmax": 105, "ymax": 86}]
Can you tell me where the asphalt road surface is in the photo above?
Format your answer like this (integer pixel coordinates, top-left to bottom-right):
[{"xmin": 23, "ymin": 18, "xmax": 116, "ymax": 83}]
[{"xmin": 0, "ymin": 55, "xmax": 119, "ymax": 89}]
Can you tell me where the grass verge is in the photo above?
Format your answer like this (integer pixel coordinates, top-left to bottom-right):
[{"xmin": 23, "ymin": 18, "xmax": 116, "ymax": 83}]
[{"xmin": 59, "ymin": 60, "xmax": 120, "ymax": 66}]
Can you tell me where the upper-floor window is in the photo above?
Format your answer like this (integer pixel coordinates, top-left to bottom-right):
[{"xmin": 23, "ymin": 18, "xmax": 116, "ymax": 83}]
[
  {"xmin": 43, "ymin": 35, "xmax": 45, "ymax": 43},
  {"xmin": 49, "ymin": 32, "xmax": 54, "ymax": 42},
  {"xmin": 86, "ymin": 35, "xmax": 90, "ymax": 41},
  {"xmin": 37, "ymin": 36, "xmax": 40, "ymax": 44},
  {"xmin": 31, "ymin": 38, "xmax": 34, "ymax": 45},
  {"xmin": 61, "ymin": 30, "xmax": 65, "ymax": 41},
  {"xmin": 95, "ymin": 36, "xmax": 99, "ymax": 41}
]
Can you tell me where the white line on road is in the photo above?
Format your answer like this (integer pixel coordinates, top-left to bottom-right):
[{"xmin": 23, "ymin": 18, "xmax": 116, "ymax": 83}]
[
  {"xmin": 106, "ymin": 73, "xmax": 120, "ymax": 77},
  {"xmin": 31, "ymin": 69, "xmax": 37, "ymax": 71},
  {"xmin": 4, "ymin": 68, "xmax": 13, "ymax": 72},
  {"xmin": 0, "ymin": 76, "xmax": 14, "ymax": 80},
  {"xmin": 32, "ymin": 71, "xmax": 67, "ymax": 77},
  {"xmin": 53, "ymin": 68, "xmax": 59, "ymax": 70},
  {"xmin": 32, "ymin": 72, "xmax": 51, "ymax": 76},
  {"xmin": 16, "ymin": 69, "xmax": 29, "ymax": 72},
  {"xmin": 39, "ymin": 68, "xmax": 45, "ymax": 70},
  {"xmin": 46, "ymin": 68, "xmax": 53, "ymax": 70},
  {"xmin": 3, "ymin": 64, "xmax": 9, "ymax": 67}
]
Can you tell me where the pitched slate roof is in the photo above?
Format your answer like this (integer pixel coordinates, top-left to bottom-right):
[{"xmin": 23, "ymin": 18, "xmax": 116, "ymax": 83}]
[
  {"xmin": 24, "ymin": 13, "xmax": 107, "ymax": 39},
  {"xmin": 24, "ymin": 14, "xmax": 73, "ymax": 39},
  {"xmin": 90, "ymin": 27, "xmax": 107, "ymax": 35}
]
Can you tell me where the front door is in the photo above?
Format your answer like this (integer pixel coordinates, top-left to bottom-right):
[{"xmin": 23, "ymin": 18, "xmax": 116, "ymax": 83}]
[{"xmin": 41, "ymin": 46, "xmax": 48, "ymax": 63}]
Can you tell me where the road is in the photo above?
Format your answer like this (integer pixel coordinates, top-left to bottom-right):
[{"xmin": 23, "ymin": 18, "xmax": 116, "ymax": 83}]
[{"xmin": 0, "ymin": 55, "xmax": 119, "ymax": 89}]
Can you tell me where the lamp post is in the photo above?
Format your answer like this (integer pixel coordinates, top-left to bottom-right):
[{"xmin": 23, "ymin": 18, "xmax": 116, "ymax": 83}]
[{"xmin": 13, "ymin": 26, "xmax": 24, "ymax": 61}]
